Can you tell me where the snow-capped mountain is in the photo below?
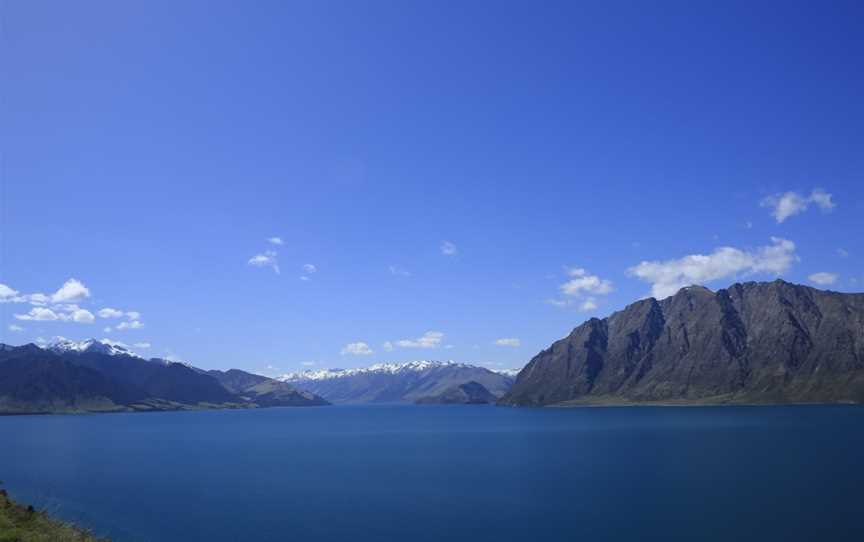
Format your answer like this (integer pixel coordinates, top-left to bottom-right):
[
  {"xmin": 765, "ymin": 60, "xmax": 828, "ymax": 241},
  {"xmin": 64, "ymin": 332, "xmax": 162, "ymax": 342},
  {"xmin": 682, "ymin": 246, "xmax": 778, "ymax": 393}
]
[
  {"xmin": 48, "ymin": 338, "xmax": 144, "ymax": 359},
  {"xmin": 491, "ymin": 368, "xmax": 522, "ymax": 378},
  {"xmin": 279, "ymin": 360, "xmax": 475, "ymax": 382},
  {"xmin": 0, "ymin": 341, "xmax": 328, "ymax": 414},
  {"xmin": 280, "ymin": 360, "xmax": 516, "ymax": 404}
]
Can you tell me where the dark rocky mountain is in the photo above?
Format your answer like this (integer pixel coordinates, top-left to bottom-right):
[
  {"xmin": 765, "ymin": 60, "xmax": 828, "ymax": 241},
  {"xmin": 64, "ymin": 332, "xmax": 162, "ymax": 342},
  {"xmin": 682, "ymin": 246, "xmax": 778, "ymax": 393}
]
[
  {"xmin": 280, "ymin": 361, "xmax": 515, "ymax": 404},
  {"xmin": 208, "ymin": 369, "xmax": 328, "ymax": 406},
  {"xmin": 501, "ymin": 280, "xmax": 864, "ymax": 406},
  {"xmin": 0, "ymin": 344, "xmax": 143, "ymax": 413},
  {"xmin": 0, "ymin": 340, "xmax": 329, "ymax": 414},
  {"xmin": 415, "ymin": 381, "xmax": 498, "ymax": 405}
]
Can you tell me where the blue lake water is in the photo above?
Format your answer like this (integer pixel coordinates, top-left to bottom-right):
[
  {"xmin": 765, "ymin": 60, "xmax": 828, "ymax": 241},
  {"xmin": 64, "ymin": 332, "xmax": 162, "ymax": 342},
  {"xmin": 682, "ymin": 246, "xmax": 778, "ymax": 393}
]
[{"xmin": 2, "ymin": 404, "xmax": 863, "ymax": 541}]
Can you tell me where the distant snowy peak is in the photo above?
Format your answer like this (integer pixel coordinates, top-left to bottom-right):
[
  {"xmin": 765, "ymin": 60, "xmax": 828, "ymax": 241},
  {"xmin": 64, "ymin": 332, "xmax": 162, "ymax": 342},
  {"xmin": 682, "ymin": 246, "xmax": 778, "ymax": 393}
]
[
  {"xmin": 48, "ymin": 338, "xmax": 144, "ymax": 359},
  {"xmin": 279, "ymin": 360, "xmax": 474, "ymax": 382},
  {"xmin": 491, "ymin": 368, "xmax": 522, "ymax": 378}
]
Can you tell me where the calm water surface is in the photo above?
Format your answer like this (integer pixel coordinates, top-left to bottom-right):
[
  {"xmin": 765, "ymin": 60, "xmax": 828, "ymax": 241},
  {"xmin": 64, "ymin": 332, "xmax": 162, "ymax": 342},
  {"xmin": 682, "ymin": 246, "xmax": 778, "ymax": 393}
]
[{"xmin": 2, "ymin": 405, "xmax": 863, "ymax": 541}]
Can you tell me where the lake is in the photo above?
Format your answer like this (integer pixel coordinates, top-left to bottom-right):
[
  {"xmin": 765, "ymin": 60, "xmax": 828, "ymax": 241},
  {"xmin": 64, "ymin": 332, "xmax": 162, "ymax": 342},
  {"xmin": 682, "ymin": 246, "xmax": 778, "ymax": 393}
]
[{"xmin": 2, "ymin": 405, "xmax": 863, "ymax": 541}]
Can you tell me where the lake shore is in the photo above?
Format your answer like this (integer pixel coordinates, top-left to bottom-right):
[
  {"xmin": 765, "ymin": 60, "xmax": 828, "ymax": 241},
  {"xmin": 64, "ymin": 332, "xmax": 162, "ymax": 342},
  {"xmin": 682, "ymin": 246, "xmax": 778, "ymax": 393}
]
[{"xmin": 0, "ymin": 487, "xmax": 108, "ymax": 541}]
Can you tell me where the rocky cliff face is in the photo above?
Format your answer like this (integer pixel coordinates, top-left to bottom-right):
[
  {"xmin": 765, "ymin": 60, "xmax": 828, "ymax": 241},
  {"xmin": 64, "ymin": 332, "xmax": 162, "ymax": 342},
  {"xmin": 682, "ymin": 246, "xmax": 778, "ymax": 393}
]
[{"xmin": 500, "ymin": 280, "xmax": 864, "ymax": 406}]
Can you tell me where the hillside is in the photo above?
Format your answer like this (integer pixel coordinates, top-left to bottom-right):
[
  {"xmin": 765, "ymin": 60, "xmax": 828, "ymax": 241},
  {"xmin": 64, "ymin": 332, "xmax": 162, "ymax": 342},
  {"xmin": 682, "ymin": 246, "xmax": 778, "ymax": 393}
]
[
  {"xmin": 500, "ymin": 280, "xmax": 864, "ymax": 406},
  {"xmin": 280, "ymin": 361, "xmax": 514, "ymax": 404}
]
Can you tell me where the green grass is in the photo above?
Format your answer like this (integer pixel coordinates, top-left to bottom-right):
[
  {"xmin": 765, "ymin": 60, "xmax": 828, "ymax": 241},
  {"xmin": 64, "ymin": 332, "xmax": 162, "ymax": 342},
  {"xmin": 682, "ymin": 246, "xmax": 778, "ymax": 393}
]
[{"xmin": 0, "ymin": 488, "xmax": 107, "ymax": 542}]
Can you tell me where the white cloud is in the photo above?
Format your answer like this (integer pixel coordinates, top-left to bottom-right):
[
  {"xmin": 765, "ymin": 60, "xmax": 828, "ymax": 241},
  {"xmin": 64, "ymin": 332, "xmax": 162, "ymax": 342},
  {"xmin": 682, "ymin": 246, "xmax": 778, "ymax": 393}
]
[
  {"xmin": 268, "ymin": 237, "xmax": 284, "ymax": 246},
  {"xmin": 70, "ymin": 309, "xmax": 95, "ymax": 324},
  {"xmin": 299, "ymin": 276, "xmax": 310, "ymax": 281},
  {"xmin": 628, "ymin": 237, "xmax": 798, "ymax": 299},
  {"xmin": 15, "ymin": 307, "xmax": 60, "ymax": 321},
  {"xmin": 761, "ymin": 188, "xmax": 835, "ymax": 223},
  {"xmin": 98, "ymin": 308, "xmax": 125, "ymax": 319},
  {"xmin": 51, "ymin": 278, "xmax": 90, "ymax": 303},
  {"xmin": 104, "ymin": 327, "xmax": 112, "ymax": 333},
  {"xmin": 494, "ymin": 338, "xmax": 521, "ymax": 347},
  {"xmin": 383, "ymin": 341, "xmax": 394, "ymax": 352},
  {"xmin": 549, "ymin": 268, "xmax": 612, "ymax": 310},
  {"xmin": 0, "ymin": 283, "xmax": 19, "ymax": 301},
  {"xmin": 164, "ymin": 354, "xmax": 186, "ymax": 364},
  {"xmin": 341, "ymin": 341, "xmax": 374, "ymax": 356},
  {"xmin": 579, "ymin": 298, "xmax": 598, "ymax": 311},
  {"xmin": 808, "ymin": 272, "xmax": 838, "ymax": 286},
  {"xmin": 116, "ymin": 320, "xmax": 144, "ymax": 330},
  {"xmin": 27, "ymin": 293, "xmax": 49, "ymax": 305},
  {"xmin": 35, "ymin": 337, "xmax": 48, "ymax": 345},
  {"xmin": 560, "ymin": 268, "xmax": 613, "ymax": 297},
  {"xmin": 440, "ymin": 241, "xmax": 457, "ymax": 256},
  {"xmin": 301, "ymin": 361, "xmax": 316, "ymax": 367},
  {"xmin": 126, "ymin": 311, "xmax": 141, "ymax": 321},
  {"xmin": 302, "ymin": 264, "xmax": 317, "ymax": 274},
  {"xmin": 248, "ymin": 250, "xmax": 280, "ymax": 274},
  {"xmin": 8, "ymin": 324, "xmax": 24, "ymax": 332},
  {"xmin": 133, "ymin": 342, "xmax": 151, "ymax": 349},
  {"xmin": 393, "ymin": 331, "xmax": 444, "ymax": 349},
  {"xmin": 389, "ymin": 265, "xmax": 411, "ymax": 277}
]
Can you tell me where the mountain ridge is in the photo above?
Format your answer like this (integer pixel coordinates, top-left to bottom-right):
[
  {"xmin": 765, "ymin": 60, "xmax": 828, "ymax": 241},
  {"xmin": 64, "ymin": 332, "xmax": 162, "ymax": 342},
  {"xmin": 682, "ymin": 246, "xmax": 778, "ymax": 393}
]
[
  {"xmin": 500, "ymin": 280, "xmax": 864, "ymax": 406},
  {"xmin": 281, "ymin": 360, "xmax": 515, "ymax": 404},
  {"xmin": 0, "ymin": 341, "xmax": 329, "ymax": 414}
]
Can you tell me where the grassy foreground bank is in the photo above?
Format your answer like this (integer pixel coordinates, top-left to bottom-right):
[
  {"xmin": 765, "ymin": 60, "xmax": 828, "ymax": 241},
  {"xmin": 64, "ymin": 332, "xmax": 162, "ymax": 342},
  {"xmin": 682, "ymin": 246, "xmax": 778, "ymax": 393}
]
[{"xmin": 0, "ymin": 487, "xmax": 107, "ymax": 542}]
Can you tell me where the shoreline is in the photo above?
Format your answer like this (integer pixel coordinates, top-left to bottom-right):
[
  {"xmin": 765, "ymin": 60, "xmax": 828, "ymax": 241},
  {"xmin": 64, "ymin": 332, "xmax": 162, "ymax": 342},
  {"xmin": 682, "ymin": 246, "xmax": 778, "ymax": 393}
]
[{"xmin": 0, "ymin": 487, "xmax": 108, "ymax": 541}]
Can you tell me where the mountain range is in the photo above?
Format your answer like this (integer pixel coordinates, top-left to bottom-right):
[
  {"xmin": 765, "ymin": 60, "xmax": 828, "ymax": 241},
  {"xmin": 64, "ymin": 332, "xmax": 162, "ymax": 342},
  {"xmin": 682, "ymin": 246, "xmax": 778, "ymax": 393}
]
[
  {"xmin": 5, "ymin": 280, "xmax": 862, "ymax": 413},
  {"xmin": 500, "ymin": 280, "xmax": 864, "ymax": 406},
  {"xmin": 0, "ymin": 339, "xmax": 328, "ymax": 414},
  {"xmin": 279, "ymin": 361, "xmax": 516, "ymax": 404}
]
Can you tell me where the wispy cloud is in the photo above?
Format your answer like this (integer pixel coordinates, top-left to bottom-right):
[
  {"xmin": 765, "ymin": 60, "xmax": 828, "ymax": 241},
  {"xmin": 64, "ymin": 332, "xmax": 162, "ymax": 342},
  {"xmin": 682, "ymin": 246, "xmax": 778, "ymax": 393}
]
[
  {"xmin": 628, "ymin": 237, "xmax": 798, "ymax": 299},
  {"xmin": 808, "ymin": 272, "xmax": 838, "ymax": 286},
  {"xmin": 440, "ymin": 241, "xmax": 457, "ymax": 256},
  {"xmin": 248, "ymin": 250, "xmax": 280, "ymax": 274},
  {"xmin": 389, "ymin": 265, "xmax": 411, "ymax": 277},
  {"xmin": 340, "ymin": 341, "xmax": 374, "ymax": 356},
  {"xmin": 388, "ymin": 330, "xmax": 444, "ymax": 349},
  {"xmin": 560, "ymin": 268, "xmax": 613, "ymax": 296},
  {"xmin": 98, "ymin": 308, "xmax": 125, "ymax": 318},
  {"xmin": 760, "ymin": 188, "xmax": 835, "ymax": 223},
  {"xmin": 8, "ymin": 324, "xmax": 24, "ymax": 332},
  {"xmin": 548, "ymin": 268, "xmax": 612, "ymax": 311},
  {"xmin": 494, "ymin": 337, "xmax": 521, "ymax": 347},
  {"xmin": 116, "ymin": 320, "xmax": 144, "ymax": 331},
  {"xmin": 268, "ymin": 237, "xmax": 284, "ymax": 246}
]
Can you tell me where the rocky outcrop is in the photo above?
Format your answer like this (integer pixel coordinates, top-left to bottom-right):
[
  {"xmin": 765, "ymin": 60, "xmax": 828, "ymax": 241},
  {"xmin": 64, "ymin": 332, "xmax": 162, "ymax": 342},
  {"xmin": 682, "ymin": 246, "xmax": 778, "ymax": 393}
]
[
  {"xmin": 500, "ymin": 281, "xmax": 864, "ymax": 406},
  {"xmin": 415, "ymin": 381, "xmax": 498, "ymax": 404}
]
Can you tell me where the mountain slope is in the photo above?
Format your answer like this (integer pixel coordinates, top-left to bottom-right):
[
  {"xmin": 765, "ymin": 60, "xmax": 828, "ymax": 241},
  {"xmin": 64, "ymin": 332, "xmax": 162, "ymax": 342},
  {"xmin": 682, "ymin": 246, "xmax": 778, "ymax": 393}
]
[
  {"xmin": 500, "ymin": 280, "xmax": 864, "ymax": 406},
  {"xmin": 0, "ymin": 344, "xmax": 143, "ymax": 413},
  {"xmin": 0, "ymin": 340, "xmax": 329, "ymax": 414},
  {"xmin": 51, "ymin": 340, "xmax": 237, "ymax": 405},
  {"xmin": 280, "ymin": 361, "xmax": 514, "ymax": 404},
  {"xmin": 415, "ymin": 381, "xmax": 498, "ymax": 405},
  {"xmin": 208, "ymin": 369, "xmax": 329, "ymax": 406}
]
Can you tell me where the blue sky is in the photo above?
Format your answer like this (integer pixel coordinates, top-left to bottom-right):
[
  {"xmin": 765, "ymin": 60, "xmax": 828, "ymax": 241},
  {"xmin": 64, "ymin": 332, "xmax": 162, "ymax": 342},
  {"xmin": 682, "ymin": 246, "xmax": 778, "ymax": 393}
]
[{"xmin": 1, "ymin": 0, "xmax": 862, "ymax": 374}]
